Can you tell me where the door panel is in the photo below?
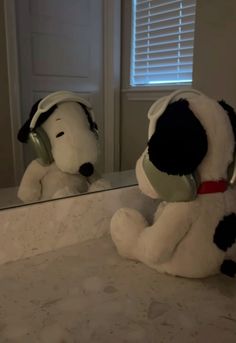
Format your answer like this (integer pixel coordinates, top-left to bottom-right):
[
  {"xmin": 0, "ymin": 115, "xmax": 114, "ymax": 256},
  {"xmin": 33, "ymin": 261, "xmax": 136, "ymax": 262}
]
[{"xmin": 31, "ymin": 33, "xmax": 89, "ymax": 77}]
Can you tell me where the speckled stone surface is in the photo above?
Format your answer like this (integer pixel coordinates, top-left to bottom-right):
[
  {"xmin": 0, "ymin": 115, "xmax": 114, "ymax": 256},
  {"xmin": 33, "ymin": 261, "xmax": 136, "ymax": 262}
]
[
  {"xmin": 0, "ymin": 236, "xmax": 235, "ymax": 343},
  {"xmin": 0, "ymin": 186, "xmax": 157, "ymax": 265}
]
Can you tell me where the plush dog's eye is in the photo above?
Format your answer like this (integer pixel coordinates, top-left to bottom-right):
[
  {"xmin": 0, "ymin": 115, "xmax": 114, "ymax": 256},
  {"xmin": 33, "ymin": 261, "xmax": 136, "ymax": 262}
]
[{"xmin": 56, "ymin": 131, "xmax": 64, "ymax": 138}]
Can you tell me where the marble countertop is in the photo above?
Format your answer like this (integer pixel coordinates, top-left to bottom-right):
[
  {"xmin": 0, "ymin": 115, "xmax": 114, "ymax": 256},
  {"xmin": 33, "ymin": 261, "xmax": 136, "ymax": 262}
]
[{"xmin": 0, "ymin": 235, "xmax": 236, "ymax": 343}]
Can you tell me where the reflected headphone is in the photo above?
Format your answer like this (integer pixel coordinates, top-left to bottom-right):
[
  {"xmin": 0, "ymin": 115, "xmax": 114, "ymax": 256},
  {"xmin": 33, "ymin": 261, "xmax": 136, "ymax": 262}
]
[
  {"xmin": 142, "ymin": 89, "xmax": 236, "ymax": 202},
  {"xmin": 18, "ymin": 91, "xmax": 98, "ymax": 166}
]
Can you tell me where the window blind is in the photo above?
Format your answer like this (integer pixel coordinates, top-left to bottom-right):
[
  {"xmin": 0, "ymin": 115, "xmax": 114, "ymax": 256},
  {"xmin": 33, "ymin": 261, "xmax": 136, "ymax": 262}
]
[{"xmin": 131, "ymin": 0, "xmax": 196, "ymax": 86}]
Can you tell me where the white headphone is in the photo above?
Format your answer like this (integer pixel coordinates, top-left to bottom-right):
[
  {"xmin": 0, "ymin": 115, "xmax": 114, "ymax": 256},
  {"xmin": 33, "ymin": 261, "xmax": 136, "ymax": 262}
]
[{"xmin": 29, "ymin": 90, "xmax": 96, "ymax": 129}]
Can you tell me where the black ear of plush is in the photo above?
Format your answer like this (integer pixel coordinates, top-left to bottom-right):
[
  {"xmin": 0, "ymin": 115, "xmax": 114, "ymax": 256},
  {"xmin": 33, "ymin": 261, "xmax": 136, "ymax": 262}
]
[
  {"xmin": 17, "ymin": 100, "xmax": 57, "ymax": 143},
  {"xmin": 79, "ymin": 102, "xmax": 98, "ymax": 134},
  {"xmin": 218, "ymin": 100, "xmax": 236, "ymax": 143},
  {"xmin": 148, "ymin": 99, "xmax": 208, "ymax": 176}
]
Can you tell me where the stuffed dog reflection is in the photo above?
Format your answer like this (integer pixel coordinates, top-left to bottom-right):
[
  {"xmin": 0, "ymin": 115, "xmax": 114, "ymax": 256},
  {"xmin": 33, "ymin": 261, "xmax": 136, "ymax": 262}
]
[
  {"xmin": 17, "ymin": 91, "xmax": 108, "ymax": 202},
  {"xmin": 111, "ymin": 89, "xmax": 236, "ymax": 278}
]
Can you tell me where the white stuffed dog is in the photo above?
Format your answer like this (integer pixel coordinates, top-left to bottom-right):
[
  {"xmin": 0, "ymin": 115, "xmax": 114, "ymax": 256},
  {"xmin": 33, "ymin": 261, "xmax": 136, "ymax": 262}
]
[
  {"xmin": 17, "ymin": 91, "xmax": 108, "ymax": 202},
  {"xmin": 111, "ymin": 89, "xmax": 236, "ymax": 278}
]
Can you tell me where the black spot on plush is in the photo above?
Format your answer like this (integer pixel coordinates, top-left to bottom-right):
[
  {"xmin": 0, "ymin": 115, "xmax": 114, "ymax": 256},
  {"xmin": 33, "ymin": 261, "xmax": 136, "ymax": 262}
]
[
  {"xmin": 17, "ymin": 100, "xmax": 57, "ymax": 143},
  {"xmin": 221, "ymin": 260, "xmax": 236, "ymax": 277},
  {"xmin": 218, "ymin": 100, "xmax": 236, "ymax": 143},
  {"xmin": 148, "ymin": 99, "xmax": 208, "ymax": 176},
  {"xmin": 213, "ymin": 213, "xmax": 236, "ymax": 251}
]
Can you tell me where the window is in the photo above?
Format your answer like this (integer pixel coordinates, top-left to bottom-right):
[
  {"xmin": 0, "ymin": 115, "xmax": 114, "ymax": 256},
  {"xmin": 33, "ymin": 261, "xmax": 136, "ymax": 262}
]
[{"xmin": 130, "ymin": 0, "xmax": 196, "ymax": 87}]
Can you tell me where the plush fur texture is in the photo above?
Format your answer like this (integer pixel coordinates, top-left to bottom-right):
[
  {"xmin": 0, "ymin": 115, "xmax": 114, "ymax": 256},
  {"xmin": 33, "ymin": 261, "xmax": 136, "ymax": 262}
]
[
  {"xmin": 111, "ymin": 89, "xmax": 236, "ymax": 278},
  {"xmin": 219, "ymin": 100, "xmax": 236, "ymax": 141},
  {"xmin": 18, "ymin": 96, "xmax": 109, "ymax": 202}
]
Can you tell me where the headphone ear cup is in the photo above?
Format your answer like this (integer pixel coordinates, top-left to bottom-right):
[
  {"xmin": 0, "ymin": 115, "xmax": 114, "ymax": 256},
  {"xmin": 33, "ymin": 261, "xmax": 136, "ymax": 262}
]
[
  {"xmin": 28, "ymin": 127, "xmax": 53, "ymax": 165},
  {"xmin": 143, "ymin": 153, "xmax": 199, "ymax": 202}
]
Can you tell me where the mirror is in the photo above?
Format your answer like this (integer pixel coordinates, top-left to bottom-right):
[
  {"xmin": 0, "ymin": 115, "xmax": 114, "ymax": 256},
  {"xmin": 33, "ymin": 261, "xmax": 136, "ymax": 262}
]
[
  {"xmin": 0, "ymin": 0, "xmax": 138, "ymax": 210},
  {"xmin": 1, "ymin": 0, "xmax": 236, "ymax": 209}
]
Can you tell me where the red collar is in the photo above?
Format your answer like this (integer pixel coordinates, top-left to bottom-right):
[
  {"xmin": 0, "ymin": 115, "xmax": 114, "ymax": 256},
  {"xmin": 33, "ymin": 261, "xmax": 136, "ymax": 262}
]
[{"xmin": 197, "ymin": 180, "xmax": 228, "ymax": 195}]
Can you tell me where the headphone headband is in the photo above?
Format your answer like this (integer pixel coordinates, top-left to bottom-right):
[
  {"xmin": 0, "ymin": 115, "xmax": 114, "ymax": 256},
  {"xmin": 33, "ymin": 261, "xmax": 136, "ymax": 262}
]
[
  {"xmin": 29, "ymin": 91, "xmax": 95, "ymax": 129},
  {"xmin": 148, "ymin": 88, "xmax": 203, "ymax": 139}
]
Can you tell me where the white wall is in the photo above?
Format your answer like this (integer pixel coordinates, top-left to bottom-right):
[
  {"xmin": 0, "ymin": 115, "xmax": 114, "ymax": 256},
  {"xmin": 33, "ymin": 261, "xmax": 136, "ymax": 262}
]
[{"xmin": 193, "ymin": 0, "xmax": 236, "ymax": 108}]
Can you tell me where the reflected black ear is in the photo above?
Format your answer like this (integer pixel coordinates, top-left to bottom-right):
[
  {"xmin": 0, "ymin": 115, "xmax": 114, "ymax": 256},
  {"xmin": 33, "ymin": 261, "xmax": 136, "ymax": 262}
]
[
  {"xmin": 17, "ymin": 99, "xmax": 57, "ymax": 143},
  {"xmin": 218, "ymin": 100, "xmax": 236, "ymax": 143},
  {"xmin": 148, "ymin": 99, "xmax": 208, "ymax": 176},
  {"xmin": 17, "ymin": 118, "xmax": 32, "ymax": 143},
  {"xmin": 79, "ymin": 102, "xmax": 98, "ymax": 136},
  {"xmin": 17, "ymin": 99, "xmax": 42, "ymax": 143}
]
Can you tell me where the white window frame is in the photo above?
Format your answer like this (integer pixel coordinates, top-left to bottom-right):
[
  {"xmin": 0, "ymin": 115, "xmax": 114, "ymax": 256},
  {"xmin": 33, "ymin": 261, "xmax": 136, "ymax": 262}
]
[{"xmin": 122, "ymin": 0, "xmax": 196, "ymax": 94}]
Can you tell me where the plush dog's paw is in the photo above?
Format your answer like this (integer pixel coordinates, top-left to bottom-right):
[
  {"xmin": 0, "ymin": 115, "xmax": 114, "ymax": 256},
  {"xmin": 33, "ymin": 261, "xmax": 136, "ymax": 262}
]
[
  {"xmin": 110, "ymin": 208, "xmax": 148, "ymax": 260},
  {"xmin": 17, "ymin": 185, "xmax": 41, "ymax": 203}
]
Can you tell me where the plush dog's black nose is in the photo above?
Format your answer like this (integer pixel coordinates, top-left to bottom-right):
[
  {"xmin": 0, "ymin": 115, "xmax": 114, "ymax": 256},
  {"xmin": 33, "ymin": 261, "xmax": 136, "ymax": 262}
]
[{"xmin": 79, "ymin": 163, "xmax": 94, "ymax": 177}]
